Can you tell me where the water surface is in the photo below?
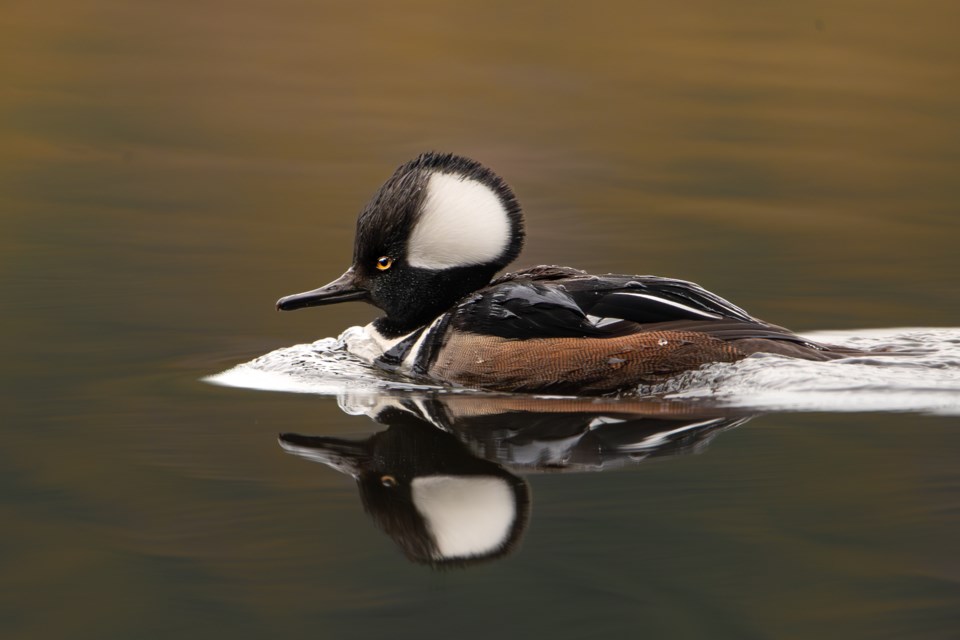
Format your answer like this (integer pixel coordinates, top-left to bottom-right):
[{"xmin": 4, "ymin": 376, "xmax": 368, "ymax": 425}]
[{"xmin": 3, "ymin": 1, "xmax": 960, "ymax": 638}]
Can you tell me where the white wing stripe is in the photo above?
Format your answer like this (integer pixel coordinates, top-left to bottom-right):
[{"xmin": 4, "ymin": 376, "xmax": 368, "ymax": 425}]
[
  {"xmin": 587, "ymin": 314, "xmax": 623, "ymax": 328},
  {"xmin": 610, "ymin": 292, "xmax": 723, "ymax": 320}
]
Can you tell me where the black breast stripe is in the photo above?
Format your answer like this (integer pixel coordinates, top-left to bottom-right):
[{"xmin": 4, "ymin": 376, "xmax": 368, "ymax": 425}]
[
  {"xmin": 376, "ymin": 327, "xmax": 426, "ymax": 373},
  {"xmin": 411, "ymin": 313, "xmax": 454, "ymax": 376}
]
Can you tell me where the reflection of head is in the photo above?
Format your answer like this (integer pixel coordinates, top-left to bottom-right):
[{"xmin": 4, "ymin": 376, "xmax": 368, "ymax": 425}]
[
  {"xmin": 360, "ymin": 469, "xmax": 528, "ymax": 567},
  {"xmin": 281, "ymin": 408, "xmax": 530, "ymax": 568}
]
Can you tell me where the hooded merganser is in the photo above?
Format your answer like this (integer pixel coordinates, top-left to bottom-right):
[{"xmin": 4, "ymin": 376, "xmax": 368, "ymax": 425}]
[{"xmin": 277, "ymin": 152, "xmax": 858, "ymax": 394}]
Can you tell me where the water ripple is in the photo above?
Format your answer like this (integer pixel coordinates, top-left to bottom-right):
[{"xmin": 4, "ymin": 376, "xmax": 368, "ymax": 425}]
[{"xmin": 206, "ymin": 327, "xmax": 960, "ymax": 415}]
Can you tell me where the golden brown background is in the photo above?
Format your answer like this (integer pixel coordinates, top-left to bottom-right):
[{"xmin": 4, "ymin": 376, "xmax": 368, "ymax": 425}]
[{"xmin": 2, "ymin": 1, "xmax": 958, "ymax": 638}]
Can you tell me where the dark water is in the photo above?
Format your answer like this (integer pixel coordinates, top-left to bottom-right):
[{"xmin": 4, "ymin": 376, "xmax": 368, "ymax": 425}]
[{"xmin": 4, "ymin": 1, "xmax": 960, "ymax": 638}]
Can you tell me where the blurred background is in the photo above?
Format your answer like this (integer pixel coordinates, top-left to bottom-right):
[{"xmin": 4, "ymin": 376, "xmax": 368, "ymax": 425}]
[{"xmin": 2, "ymin": 1, "xmax": 959, "ymax": 638}]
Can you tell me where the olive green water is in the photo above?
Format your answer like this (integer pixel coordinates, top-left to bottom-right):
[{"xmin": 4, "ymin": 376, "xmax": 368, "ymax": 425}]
[{"xmin": 3, "ymin": 1, "xmax": 960, "ymax": 638}]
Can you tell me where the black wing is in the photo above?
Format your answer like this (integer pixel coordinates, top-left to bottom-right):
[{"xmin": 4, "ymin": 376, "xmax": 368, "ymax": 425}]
[
  {"xmin": 461, "ymin": 266, "xmax": 816, "ymax": 346},
  {"xmin": 565, "ymin": 275, "xmax": 754, "ymax": 324},
  {"xmin": 454, "ymin": 280, "xmax": 604, "ymax": 339}
]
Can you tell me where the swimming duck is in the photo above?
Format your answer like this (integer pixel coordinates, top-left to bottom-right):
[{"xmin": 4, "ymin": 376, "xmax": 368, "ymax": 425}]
[{"xmin": 277, "ymin": 152, "xmax": 854, "ymax": 394}]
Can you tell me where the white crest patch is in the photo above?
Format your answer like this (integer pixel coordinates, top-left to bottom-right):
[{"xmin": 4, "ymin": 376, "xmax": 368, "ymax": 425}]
[
  {"xmin": 411, "ymin": 475, "xmax": 516, "ymax": 560},
  {"xmin": 407, "ymin": 172, "xmax": 511, "ymax": 270}
]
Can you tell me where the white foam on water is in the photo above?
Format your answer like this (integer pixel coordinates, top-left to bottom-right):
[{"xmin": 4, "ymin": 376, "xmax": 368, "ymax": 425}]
[
  {"xmin": 204, "ymin": 335, "xmax": 443, "ymax": 396},
  {"xmin": 204, "ymin": 327, "xmax": 960, "ymax": 415},
  {"xmin": 652, "ymin": 328, "xmax": 960, "ymax": 416}
]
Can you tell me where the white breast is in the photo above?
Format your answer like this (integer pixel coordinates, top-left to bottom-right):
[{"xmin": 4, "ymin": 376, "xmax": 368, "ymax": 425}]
[
  {"xmin": 340, "ymin": 324, "xmax": 406, "ymax": 362},
  {"xmin": 340, "ymin": 317, "xmax": 444, "ymax": 373}
]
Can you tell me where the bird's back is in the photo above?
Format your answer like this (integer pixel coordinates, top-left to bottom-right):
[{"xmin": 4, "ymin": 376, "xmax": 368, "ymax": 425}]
[{"xmin": 420, "ymin": 266, "xmax": 857, "ymax": 394}]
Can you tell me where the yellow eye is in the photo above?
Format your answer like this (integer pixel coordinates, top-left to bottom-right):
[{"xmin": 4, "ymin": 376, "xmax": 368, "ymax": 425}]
[{"xmin": 376, "ymin": 256, "xmax": 393, "ymax": 271}]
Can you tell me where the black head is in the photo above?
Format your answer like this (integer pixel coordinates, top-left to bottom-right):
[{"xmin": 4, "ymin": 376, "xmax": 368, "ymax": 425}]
[
  {"xmin": 276, "ymin": 153, "xmax": 524, "ymax": 336},
  {"xmin": 278, "ymin": 406, "xmax": 531, "ymax": 568}
]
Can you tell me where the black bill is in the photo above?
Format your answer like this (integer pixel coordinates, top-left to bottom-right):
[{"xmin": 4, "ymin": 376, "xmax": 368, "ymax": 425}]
[{"xmin": 276, "ymin": 268, "xmax": 368, "ymax": 311}]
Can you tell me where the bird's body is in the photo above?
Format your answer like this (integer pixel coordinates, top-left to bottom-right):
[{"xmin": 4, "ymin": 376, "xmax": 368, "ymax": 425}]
[{"xmin": 277, "ymin": 153, "xmax": 859, "ymax": 394}]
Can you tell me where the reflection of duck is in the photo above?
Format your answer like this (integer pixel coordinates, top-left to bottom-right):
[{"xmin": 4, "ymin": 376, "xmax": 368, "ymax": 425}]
[
  {"xmin": 281, "ymin": 408, "xmax": 531, "ymax": 568},
  {"xmin": 280, "ymin": 395, "xmax": 753, "ymax": 567},
  {"xmin": 407, "ymin": 395, "xmax": 752, "ymax": 472},
  {"xmin": 277, "ymin": 153, "xmax": 862, "ymax": 394}
]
